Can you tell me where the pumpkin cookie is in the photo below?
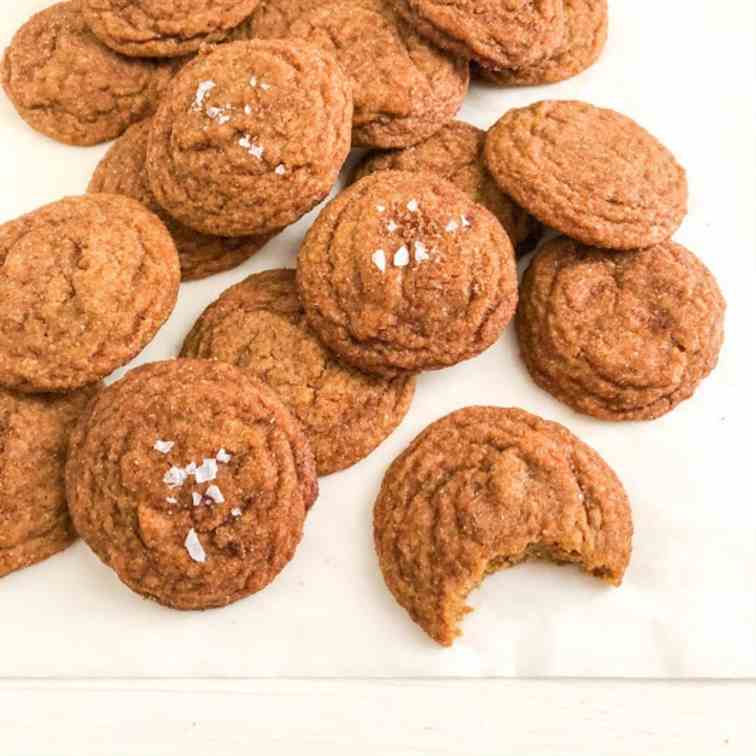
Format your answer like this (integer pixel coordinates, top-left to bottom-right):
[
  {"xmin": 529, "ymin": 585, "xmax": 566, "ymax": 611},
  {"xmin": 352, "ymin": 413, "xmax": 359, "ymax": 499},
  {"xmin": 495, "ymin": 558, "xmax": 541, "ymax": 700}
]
[
  {"xmin": 90, "ymin": 120, "xmax": 273, "ymax": 281},
  {"xmin": 297, "ymin": 171, "xmax": 518, "ymax": 377},
  {"xmin": 0, "ymin": 385, "xmax": 98, "ymax": 579},
  {"xmin": 389, "ymin": 0, "xmax": 566, "ymax": 70},
  {"xmin": 240, "ymin": 0, "xmax": 468, "ymax": 148},
  {"xmin": 478, "ymin": 0, "xmax": 608, "ymax": 86},
  {"xmin": 147, "ymin": 40, "xmax": 353, "ymax": 237},
  {"xmin": 374, "ymin": 406, "xmax": 633, "ymax": 646},
  {"xmin": 352, "ymin": 121, "xmax": 541, "ymax": 253},
  {"xmin": 0, "ymin": 195, "xmax": 179, "ymax": 393},
  {"xmin": 1, "ymin": 2, "xmax": 179, "ymax": 146},
  {"xmin": 181, "ymin": 269, "xmax": 416, "ymax": 475},
  {"xmin": 81, "ymin": 0, "xmax": 261, "ymax": 58},
  {"xmin": 66, "ymin": 359, "xmax": 318, "ymax": 610},
  {"xmin": 517, "ymin": 238, "xmax": 726, "ymax": 421},
  {"xmin": 484, "ymin": 100, "xmax": 688, "ymax": 249}
]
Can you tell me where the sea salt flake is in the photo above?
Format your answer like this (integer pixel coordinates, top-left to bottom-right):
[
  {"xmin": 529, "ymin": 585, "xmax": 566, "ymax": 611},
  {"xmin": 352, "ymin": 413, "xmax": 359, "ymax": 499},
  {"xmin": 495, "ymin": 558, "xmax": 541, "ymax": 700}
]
[
  {"xmin": 407, "ymin": 199, "xmax": 419, "ymax": 212},
  {"xmin": 387, "ymin": 220, "xmax": 398, "ymax": 232},
  {"xmin": 164, "ymin": 466, "xmax": 188, "ymax": 488},
  {"xmin": 394, "ymin": 245, "xmax": 410, "ymax": 267},
  {"xmin": 192, "ymin": 492, "xmax": 203, "ymax": 507},
  {"xmin": 231, "ymin": 507, "xmax": 242, "ymax": 518},
  {"xmin": 249, "ymin": 76, "xmax": 258, "ymax": 87},
  {"xmin": 376, "ymin": 204, "xmax": 386, "ymax": 213},
  {"xmin": 206, "ymin": 105, "xmax": 231, "ymax": 125},
  {"xmin": 372, "ymin": 249, "xmax": 386, "ymax": 273},
  {"xmin": 184, "ymin": 461, "xmax": 197, "ymax": 475},
  {"xmin": 414, "ymin": 241, "xmax": 430, "ymax": 262},
  {"xmin": 461, "ymin": 215, "xmax": 471, "ymax": 228},
  {"xmin": 445, "ymin": 220, "xmax": 459, "ymax": 233},
  {"xmin": 191, "ymin": 80, "xmax": 215, "ymax": 111},
  {"xmin": 216, "ymin": 449, "xmax": 232, "ymax": 464},
  {"xmin": 275, "ymin": 164, "xmax": 286, "ymax": 176},
  {"xmin": 205, "ymin": 484, "xmax": 225, "ymax": 504},
  {"xmin": 184, "ymin": 529, "xmax": 206, "ymax": 563},
  {"xmin": 166, "ymin": 497, "xmax": 177, "ymax": 504},
  {"xmin": 260, "ymin": 82, "xmax": 272, "ymax": 91},
  {"xmin": 154, "ymin": 439, "xmax": 174, "ymax": 454},
  {"xmin": 194, "ymin": 458, "xmax": 218, "ymax": 484},
  {"xmin": 244, "ymin": 104, "xmax": 253, "ymax": 115},
  {"xmin": 239, "ymin": 134, "xmax": 264, "ymax": 159}
]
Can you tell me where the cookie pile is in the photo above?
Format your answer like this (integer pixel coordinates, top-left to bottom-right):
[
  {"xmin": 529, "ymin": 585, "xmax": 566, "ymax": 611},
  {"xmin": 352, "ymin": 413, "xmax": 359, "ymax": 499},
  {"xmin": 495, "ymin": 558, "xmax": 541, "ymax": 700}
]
[{"xmin": 0, "ymin": 2, "xmax": 726, "ymax": 646}]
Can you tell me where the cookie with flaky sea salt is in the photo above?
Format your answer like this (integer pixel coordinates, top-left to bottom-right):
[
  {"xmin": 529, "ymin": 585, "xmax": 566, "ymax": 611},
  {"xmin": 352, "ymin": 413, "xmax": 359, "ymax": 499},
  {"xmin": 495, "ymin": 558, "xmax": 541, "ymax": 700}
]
[
  {"xmin": 181, "ymin": 269, "xmax": 416, "ymax": 475},
  {"xmin": 1, "ymin": 2, "xmax": 179, "ymax": 146},
  {"xmin": 297, "ymin": 171, "xmax": 519, "ymax": 378},
  {"xmin": 517, "ymin": 238, "xmax": 726, "ymax": 421},
  {"xmin": 477, "ymin": 0, "xmax": 607, "ymax": 86},
  {"xmin": 66, "ymin": 359, "xmax": 318, "ymax": 610},
  {"xmin": 484, "ymin": 100, "xmax": 688, "ymax": 250},
  {"xmin": 90, "ymin": 120, "xmax": 273, "ymax": 281},
  {"xmin": 352, "ymin": 121, "xmax": 541, "ymax": 254},
  {"xmin": 0, "ymin": 385, "xmax": 98, "ymax": 579},
  {"xmin": 374, "ymin": 406, "xmax": 633, "ymax": 646},
  {"xmin": 147, "ymin": 39, "xmax": 353, "ymax": 237},
  {"xmin": 0, "ymin": 195, "xmax": 179, "ymax": 393},
  {"xmin": 81, "ymin": 0, "xmax": 261, "ymax": 58}
]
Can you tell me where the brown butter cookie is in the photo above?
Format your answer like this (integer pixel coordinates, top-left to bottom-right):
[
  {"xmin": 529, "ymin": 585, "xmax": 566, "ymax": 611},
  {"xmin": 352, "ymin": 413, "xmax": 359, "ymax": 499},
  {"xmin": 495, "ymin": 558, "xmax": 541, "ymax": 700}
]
[
  {"xmin": 352, "ymin": 121, "xmax": 541, "ymax": 254},
  {"xmin": 81, "ymin": 0, "xmax": 261, "ymax": 58},
  {"xmin": 296, "ymin": 170, "xmax": 519, "ymax": 377},
  {"xmin": 181, "ymin": 269, "xmax": 416, "ymax": 475},
  {"xmin": 389, "ymin": 0, "xmax": 566, "ymax": 70},
  {"xmin": 89, "ymin": 120, "xmax": 273, "ymax": 281},
  {"xmin": 1, "ymin": 2, "xmax": 179, "ymax": 146},
  {"xmin": 66, "ymin": 359, "xmax": 318, "ymax": 610},
  {"xmin": 517, "ymin": 238, "xmax": 726, "ymax": 421},
  {"xmin": 0, "ymin": 195, "xmax": 180, "ymax": 393},
  {"xmin": 478, "ymin": 0, "xmax": 608, "ymax": 86},
  {"xmin": 0, "ymin": 385, "xmax": 98, "ymax": 579},
  {"xmin": 147, "ymin": 40, "xmax": 353, "ymax": 237},
  {"xmin": 484, "ymin": 100, "xmax": 688, "ymax": 250},
  {"xmin": 374, "ymin": 406, "xmax": 633, "ymax": 646}
]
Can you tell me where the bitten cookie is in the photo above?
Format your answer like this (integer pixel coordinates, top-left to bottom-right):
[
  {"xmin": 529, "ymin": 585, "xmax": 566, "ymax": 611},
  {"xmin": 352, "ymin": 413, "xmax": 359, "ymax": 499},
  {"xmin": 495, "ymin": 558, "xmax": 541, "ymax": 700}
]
[
  {"xmin": 90, "ymin": 120, "xmax": 273, "ymax": 281},
  {"xmin": 239, "ymin": 0, "xmax": 469, "ymax": 148},
  {"xmin": 181, "ymin": 269, "xmax": 416, "ymax": 475},
  {"xmin": 478, "ymin": 0, "xmax": 607, "ymax": 86},
  {"xmin": 0, "ymin": 386, "xmax": 98, "ymax": 579},
  {"xmin": 1, "ymin": 2, "xmax": 179, "ymax": 146},
  {"xmin": 374, "ymin": 406, "xmax": 633, "ymax": 646},
  {"xmin": 297, "ymin": 171, "xmax": 519, "ymax": 377},
  {"xmin": 484, "ymin": 100, "xmax": 688, "ymax": 249},
  {"xmin": 66, "ymin": 359, "xmax": 318, "ymax": 610},
  {"xmin": 147, "ymin": 40, "xmax": 353, "ymax": 237},
  {"xmin": 517, "ymin": 238, "xmax": 726, "ymax": 421},
  {"xmin": 352, "ymin": 121, "xmax": 541, "ymax": 254},
  {"xmin": 389, "ymin": 0, "xmax": 566, "ymax": 70},
  {"xmin": 81, "ymin": 0, "xmax": 261, "ymax": 58},
  {"xmin": 0, "ymin": 195, "xmax": 180, "ymax": 393}
]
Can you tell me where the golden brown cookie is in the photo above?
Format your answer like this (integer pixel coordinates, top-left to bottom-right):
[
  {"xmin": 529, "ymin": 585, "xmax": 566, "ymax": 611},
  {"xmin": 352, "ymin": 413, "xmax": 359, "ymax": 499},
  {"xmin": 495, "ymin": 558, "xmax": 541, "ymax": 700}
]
[
  {"xmin": 484, "ymin": 100, "xmax": 688, "ymax": 250},
  {"xmin": 517, "ymin": 238, "xmax": 726, "ymax": 421},
  {"xmin": 0, "ymin": 195, "xmax": 180, "ymax": 393},
  {"xmin": 1, "ymin": 2, "xmax": 179, "ymax": 146},
  {"xmin": 0, "ymin": 385, "xmax": 98, "ymax": 579},
  {"xmin": 297, "ymin": 171, "xmax": 518, "ymax": 377},
  {"xmin": 147, "ymin": 40, "xmax": 353, "ymax": 237},
  {"xmin": 66, "ymin": 359, "xmax": 318, "ymax": 610},
  {"xmin": 89, "ymin": 120, "xmax": 273, "ymax": 281},
  {"xmin": 81, "ymin": 0, "xmax": 260, "ymax": 58},
  {"xmin": 389, "ymin": 0, "xmax": 566, "ymax": 70},
  {"xmin": 477, "ymin": 0, "xmax": 608, "ymax": 86},
  {"xmin": 374, "ymin": 406, "xmax": 633, "ymax": 646},
  {"xmin": 181, "ymin": 269, "xmax": 416, "ymax": 475},
  {"xmin": 352, "ymin": 121, "xmax": 541, "ymax": 253},
  {"xmin": 239, "ymin": 0, "xmax": 469, "ymax": 149}
]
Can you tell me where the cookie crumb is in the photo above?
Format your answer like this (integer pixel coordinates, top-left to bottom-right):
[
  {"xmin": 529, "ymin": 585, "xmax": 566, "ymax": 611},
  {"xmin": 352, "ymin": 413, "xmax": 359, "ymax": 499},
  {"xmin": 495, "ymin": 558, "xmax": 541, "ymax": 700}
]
[
  {"xmin": 154, "ymin": 439, "xmax": 175, "ymax": 454},
  {"xmin": 372, "ymin": 249, "xmax": 387, "ymax": 272},
  {"xmin": 394, "ymin": 245, "xmax": 410, "ymax": 267},
  {"xmin": 205, "ymin": 484, "xmax": 225, "ymax": 504},
  {"xmin": 184, "ymin": 528, "xmax": 207, "ymax": 563}
]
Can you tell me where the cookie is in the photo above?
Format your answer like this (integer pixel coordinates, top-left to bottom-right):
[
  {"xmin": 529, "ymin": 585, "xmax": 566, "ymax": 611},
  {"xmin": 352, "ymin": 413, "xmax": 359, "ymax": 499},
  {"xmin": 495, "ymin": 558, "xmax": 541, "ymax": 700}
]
[
  {"xmin": 374, "ymin": 406, "xmax": 633, "ymax": 646},
  {"xmin": 90, "ymin": 120, "xmax": 273, "ymax": 281},
  {"xmin": 478, "ymin": 0, "xmax": 608, "ymax": 86},
  {"xmin": 297, "ymin": 171, "xmax": 518, "ymax": 377},
  {"xmin": 147, "ymin": 40, "xmax": 353, "ymax": 237},
  {"xmin": 389, "ymin": 0, "xmax": 566, "ymax": 70},
  {"xmin": 1, "ymin": 2, "xmax": 179, "ymax": 146},
  {"xmin": 66, "ymin": 359, "xmax": 318, "ymax": 610},
  {"xmin": 81, "ymin": 0, "xmax": 261, "ymax": 58},
  {"xmin": 239, "ymin": 0, "xmax": 469, "ymax": 149},
  {"xmin": 181, "ymin": 269, "xmax": 416, "ymax": 475},
  {"xmin": 484, "ymin": 100, "xmax": 688, "ymax": 250},
  {"xmin": 517, "ymin": 238, "xmax": 726, "ymax": 421},
  {"xmin": 0, "ymin": 385, "xmax": 98, "ymax": 579},
  {"xmin": 0, "ymin": 195, "xmax": 180, "ymax": 393},
  {"xmin": 352, "ymin": 121, "xmax": 541, "ymax": 254}
]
